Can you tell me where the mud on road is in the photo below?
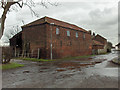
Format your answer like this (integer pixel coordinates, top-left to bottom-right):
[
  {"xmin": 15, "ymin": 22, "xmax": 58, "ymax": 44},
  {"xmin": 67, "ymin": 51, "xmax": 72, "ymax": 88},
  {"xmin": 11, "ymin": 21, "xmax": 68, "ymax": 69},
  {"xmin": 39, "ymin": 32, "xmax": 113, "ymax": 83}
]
[{"xmin": 2, "ymin": 52, "xmax": 119, "ymax": 88}]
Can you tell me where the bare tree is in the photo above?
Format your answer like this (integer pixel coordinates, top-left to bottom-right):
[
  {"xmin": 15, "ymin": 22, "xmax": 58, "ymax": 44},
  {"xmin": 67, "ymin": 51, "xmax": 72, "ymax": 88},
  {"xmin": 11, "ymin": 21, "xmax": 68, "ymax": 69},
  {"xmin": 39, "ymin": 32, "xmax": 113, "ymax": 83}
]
[
  {"xmin": 4, "ymin": 25, "xmax": 21, "ymax": 43},
  {"xmin": 0, "ymin": 0, "xmax": 59, "ymax": 64}
]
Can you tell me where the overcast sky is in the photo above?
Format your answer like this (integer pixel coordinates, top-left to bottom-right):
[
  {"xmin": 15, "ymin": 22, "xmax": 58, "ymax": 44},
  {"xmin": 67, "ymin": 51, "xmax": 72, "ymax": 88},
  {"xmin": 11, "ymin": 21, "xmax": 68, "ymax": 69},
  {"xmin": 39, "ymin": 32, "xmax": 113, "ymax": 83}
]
[{"xmin": 0, "ymin": 0, "xmax": 119, "ymax": 46}]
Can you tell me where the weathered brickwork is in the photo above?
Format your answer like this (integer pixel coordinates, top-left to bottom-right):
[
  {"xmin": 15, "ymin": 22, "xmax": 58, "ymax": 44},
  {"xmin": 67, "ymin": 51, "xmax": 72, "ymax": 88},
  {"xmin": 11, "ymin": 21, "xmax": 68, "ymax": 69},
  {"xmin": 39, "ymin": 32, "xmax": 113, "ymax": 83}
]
[
  {"xmin": 10, "ymin": 16, "xmax": 93, "ymax": 59},
  {"xmin": 93, "ymin": 34, "xmax": 107, "ymax": 45},
  {"xmin": 45, "ymin": 23, "xmax": 92, "ymax": 59},
  {"xmin": 21, "ymin": 24, "xmax": 47, "ymax": 58}
]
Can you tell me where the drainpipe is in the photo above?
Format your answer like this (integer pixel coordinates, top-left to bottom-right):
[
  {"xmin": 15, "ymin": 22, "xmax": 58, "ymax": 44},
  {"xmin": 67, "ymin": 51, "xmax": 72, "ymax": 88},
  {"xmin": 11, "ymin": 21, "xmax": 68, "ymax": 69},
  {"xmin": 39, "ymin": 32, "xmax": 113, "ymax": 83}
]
[{"xmin": 50, "ymin": 23, "xmax": 54, "ymax": 60}]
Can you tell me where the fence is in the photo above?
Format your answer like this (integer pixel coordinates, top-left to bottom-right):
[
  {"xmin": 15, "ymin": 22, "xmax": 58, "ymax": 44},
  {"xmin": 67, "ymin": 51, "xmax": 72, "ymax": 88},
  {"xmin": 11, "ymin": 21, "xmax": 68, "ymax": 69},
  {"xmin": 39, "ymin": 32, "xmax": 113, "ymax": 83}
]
[{"xmin": 14, "ymin": 48, "xmax": 41, "ymax": 59}]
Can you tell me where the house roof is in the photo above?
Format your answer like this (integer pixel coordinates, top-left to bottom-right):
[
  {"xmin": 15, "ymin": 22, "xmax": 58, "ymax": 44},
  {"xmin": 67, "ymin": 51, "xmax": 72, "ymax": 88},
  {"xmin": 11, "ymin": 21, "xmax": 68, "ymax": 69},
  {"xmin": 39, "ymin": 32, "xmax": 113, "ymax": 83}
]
[
  {"xmin": 116, "ymin": 43, "xmax": 120, "ymax": 46},
  {"xmin": 22, "ymin": 16, "xmax": 89, "ymax": 33},
  {"xmin": 95, "ymin": 34, "xmax": 107, "ymax": 40},
  {"xmin": 93, "ymin": 40, "xmax": 104, "ymax": 46},
  {"xmin": 9, "ymin": 31, "xmax": 22, "ymax": 40}
]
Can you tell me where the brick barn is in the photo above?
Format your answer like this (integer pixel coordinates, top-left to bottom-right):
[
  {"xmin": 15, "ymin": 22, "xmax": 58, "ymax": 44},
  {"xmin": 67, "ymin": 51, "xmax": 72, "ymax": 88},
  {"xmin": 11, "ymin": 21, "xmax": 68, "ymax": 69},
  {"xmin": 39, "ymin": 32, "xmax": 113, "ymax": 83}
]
[{"xmin": 10, "ymin": 16, "xmax": 92, "ymax": 59}]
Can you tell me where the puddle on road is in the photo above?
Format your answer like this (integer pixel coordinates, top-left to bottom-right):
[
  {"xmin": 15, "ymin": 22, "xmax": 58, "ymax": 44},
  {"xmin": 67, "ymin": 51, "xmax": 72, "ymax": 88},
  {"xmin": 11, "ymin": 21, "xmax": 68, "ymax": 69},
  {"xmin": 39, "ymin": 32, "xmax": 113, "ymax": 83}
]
[
  {"xmin": 56, "ymin": 62, "xmax": 95, "ymax": 68},
  {"xmin": 84, "ymin": 67, "xmax": 118, "ymax": 77},
  {"xmin": 84, "ymin": 56, "xmax": 119, "ymax": 77},
  {"xmin": 40, "ymin": 67, "xmax": 49, "ymax": 69},
  {"xmin": 56, "ymin": 69, "xmax": 66, "ymax": 72}
]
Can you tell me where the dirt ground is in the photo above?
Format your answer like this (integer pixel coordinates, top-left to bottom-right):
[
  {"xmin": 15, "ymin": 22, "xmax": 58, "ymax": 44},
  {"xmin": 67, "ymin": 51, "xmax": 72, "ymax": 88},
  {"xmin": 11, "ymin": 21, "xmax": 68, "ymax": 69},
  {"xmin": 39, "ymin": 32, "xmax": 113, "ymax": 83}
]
[{"xmin": 2, "ymin": 51, "xmax": 119, "ymax": 88}]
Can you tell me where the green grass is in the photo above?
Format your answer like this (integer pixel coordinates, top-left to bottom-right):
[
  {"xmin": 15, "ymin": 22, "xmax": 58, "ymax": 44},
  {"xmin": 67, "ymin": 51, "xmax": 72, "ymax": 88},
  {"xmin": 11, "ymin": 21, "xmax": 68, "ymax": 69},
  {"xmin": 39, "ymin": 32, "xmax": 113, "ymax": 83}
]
[
  {"xmin": 60, "ymin": 55, "xmax": 95, "ymax": 61},
  {"xmin": 15, "ymin": 57, "xmax": 55, "ymax": 62},
  {"xmin": 0, "ymin": 63, "xmax": 24, "ymax": 70},
  {"xmin": 15, "ymin": 55, "xmax": 95, "ymax": 62}
]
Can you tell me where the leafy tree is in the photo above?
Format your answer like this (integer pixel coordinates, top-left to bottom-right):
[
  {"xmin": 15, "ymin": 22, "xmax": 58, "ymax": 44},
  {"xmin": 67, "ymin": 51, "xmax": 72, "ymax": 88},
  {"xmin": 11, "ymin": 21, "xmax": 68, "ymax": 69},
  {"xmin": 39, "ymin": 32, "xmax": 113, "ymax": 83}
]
[{"xmin": 107, "ymin": 41, "xmax": 113, "ymax": 52}]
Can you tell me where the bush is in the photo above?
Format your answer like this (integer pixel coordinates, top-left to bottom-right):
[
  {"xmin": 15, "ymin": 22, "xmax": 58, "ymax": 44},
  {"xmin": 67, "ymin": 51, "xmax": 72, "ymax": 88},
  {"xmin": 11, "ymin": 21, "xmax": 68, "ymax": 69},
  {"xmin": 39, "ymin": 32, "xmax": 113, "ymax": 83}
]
[{"xmin": 2, "ymin": 47, "xmax": 12, "ymax": 64}]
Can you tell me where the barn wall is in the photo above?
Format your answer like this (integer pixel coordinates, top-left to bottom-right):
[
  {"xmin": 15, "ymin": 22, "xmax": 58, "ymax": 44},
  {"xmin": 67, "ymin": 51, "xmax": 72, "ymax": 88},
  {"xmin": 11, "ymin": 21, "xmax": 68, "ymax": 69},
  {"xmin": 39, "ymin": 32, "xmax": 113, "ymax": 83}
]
[
  {"xmin": 22, "ymin": 24, "xmax": 47, "ymax": 58},
  {"xmin": 45, "ymin": 23, "xmax": 92, "ymax": 59}
]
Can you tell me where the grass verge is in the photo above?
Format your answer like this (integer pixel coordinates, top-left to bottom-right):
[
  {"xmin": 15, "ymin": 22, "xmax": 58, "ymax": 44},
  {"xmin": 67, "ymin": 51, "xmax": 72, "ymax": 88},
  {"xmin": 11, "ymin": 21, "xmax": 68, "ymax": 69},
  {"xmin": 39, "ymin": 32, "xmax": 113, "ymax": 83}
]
[
  {"xmin": 15, "ymin": 55, "xmax": 95, "ymax": 62},
  {"xmin": 59, "ymin": 55, "xmax": 95, "ymax": 61},
  {"xmin": 15, "ymin": 57, "xmax": 55, "ymax": 62},
  {"xmin": 0, "ymin": 63, "xmax": 24, "ymax": 70}
]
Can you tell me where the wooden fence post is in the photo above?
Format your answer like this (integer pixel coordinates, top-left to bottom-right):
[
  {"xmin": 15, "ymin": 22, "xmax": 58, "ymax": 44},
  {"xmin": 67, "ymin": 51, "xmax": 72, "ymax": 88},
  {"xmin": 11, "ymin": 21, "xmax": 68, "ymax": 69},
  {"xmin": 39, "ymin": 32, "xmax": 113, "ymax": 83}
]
[
  {"xmin": 27, "ymin": 53, "xmax": 29, "ymax": 58},
  {"xmin": 37, "ymin": 48, "xmax": 40, "ymax": 59},
  {"xmin": 22, "ymin": 50, "xmax": 24, "ymax": 57},
  {"xmin": 31, "ymin": 49, "xmax": 34, "ymax": 58},
  {"xmin": 15, "ymin": 47, "xmax": 16, "ymax": 57}
]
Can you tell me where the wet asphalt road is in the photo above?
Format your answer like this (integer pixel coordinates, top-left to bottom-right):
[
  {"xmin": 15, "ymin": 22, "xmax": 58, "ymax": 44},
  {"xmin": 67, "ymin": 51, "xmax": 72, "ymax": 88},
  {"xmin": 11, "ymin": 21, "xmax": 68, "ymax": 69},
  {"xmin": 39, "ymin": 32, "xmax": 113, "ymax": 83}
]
[{"xmin": 2, "ymin": 51, "xmax": 119, "ymax": 88}]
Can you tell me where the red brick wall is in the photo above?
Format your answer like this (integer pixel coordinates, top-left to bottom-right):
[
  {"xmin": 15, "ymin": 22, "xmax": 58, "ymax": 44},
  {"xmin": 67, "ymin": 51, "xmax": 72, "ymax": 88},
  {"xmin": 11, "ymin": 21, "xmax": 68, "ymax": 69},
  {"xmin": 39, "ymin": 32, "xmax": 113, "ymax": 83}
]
[
  {"xmin": 21, "ymin": 23, "xmax": 92, "ymax": 59},
  {"xmin": 22, "ymin": 24, "xmax": 47, "ymax": 58},
  {"xmin": 11, "ymin": 22, "xmax": 92, "ymax": 59},
  {"xmin": 94, "ymin": 36, "xmax": 107, "ymax": 45},
  {"xmin": 92, "ymin": 45, "xmax": 104, "ymax": 49},
  {"xmin": 45, "ymin": 23, "xmax": 92, "ymax": 59}
]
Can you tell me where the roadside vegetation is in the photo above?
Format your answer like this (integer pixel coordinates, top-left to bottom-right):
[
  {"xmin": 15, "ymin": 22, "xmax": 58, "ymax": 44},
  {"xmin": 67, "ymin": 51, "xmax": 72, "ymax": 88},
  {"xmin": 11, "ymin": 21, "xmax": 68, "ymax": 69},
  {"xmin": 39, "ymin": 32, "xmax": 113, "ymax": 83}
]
[
  {"xmin": 15, "ymin": 57, "xmax": 55, "ymax": 62},
  {"xmin": 60, "ymin": 55, "xmax": 95, "ymax": 61},
  {"xmin": 0, "ymin": 63, "xmax": 24, "ymax": 70},
  {"xmin": 15, "ymin": 55, "xmax": 95, "ymax": 62}
]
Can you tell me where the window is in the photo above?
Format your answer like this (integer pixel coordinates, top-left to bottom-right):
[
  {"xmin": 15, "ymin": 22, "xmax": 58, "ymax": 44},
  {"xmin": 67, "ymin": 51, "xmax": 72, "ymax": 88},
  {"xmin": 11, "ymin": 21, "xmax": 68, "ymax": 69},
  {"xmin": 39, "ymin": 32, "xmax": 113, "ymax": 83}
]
[
  {"xmin": 67, "ymin": 31, "xmax": 70, "ymax": 36},
  {"xmin": 76, "ymin": 32, "xmax": 78, "ymax": 38},
  {"xmin": 56, "ymin": 27, "xmax": 59, "ymax": 34},
  {"xmin": 83, "ymin": 33, "xmax": 85, "ymax": 39}
]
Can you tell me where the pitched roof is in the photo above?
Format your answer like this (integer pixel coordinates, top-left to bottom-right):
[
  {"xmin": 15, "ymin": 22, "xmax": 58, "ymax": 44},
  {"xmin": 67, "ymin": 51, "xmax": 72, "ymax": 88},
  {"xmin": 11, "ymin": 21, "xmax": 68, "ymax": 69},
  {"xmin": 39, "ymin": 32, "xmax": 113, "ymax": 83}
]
[
  {"xmin": 9, "ymin": 31, "xmax": 22, "ymax": 40},
  {"xmin": 22, "ymin": 16, "xmax": 88, "ymax": 33},
  {"xmin": 93, "ymin": 40, "xmax": 104, "ymax": 46},
  {"xmin": 96, "ymin": 34, "xmax": 107, "ymax": 40},
  {"xmin": 116, "ymin": 43, "xmax": 120, "ymax": 46}
]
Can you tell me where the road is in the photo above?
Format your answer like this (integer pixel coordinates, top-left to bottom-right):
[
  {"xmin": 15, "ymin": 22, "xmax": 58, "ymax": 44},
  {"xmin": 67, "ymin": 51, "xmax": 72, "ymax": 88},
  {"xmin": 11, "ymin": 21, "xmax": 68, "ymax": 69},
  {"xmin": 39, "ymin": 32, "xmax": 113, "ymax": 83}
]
[{"xmin": 2, "ymin": 51, "xmax": 119, "ymax": 88}]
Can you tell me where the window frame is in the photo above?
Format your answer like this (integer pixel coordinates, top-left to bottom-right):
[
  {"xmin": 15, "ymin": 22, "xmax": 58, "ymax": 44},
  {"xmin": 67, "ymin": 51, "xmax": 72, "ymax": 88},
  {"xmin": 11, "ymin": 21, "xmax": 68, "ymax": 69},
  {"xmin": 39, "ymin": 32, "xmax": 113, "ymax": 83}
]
[
  {"xmin": 67, "ymin": 30, "xmax": 70, "ymax": 36},
  {"xmin": 76, "ymin": 32, "xmax": 78, "ymax": 38},
  {"xmin": 56, "ymin": 27, "xmax": 59, "ymax": 35}
]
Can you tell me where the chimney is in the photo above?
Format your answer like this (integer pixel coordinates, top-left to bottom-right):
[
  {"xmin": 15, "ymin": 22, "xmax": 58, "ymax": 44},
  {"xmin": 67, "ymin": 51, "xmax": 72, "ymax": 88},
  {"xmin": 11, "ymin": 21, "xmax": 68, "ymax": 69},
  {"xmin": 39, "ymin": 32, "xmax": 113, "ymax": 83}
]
[
  {"xmin": 92, "ymin": 32, "xmax": 96, "ymax": 39},
  {"xmin": 93, "ymin": 32, "xmax": 95, "ymax": 36},
  {"xmin": 88, "ymin": 30, "xmax": 92, "ymax": 35}
]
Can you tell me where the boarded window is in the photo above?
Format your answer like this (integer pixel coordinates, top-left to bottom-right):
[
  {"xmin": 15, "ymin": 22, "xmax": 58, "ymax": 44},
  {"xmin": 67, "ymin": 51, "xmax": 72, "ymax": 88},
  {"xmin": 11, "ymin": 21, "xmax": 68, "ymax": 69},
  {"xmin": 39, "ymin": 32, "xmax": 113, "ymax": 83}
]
[
  {"xmin": 76, "ymin": 32, "xmax": 78, "ymax": 38},
  {"xmin": 56, "ymin": 27, "xmax": 59, "ymax": 34},
  {"xmin": 67, "ymin": 31, "xmax": 70, "ymax": 36}
]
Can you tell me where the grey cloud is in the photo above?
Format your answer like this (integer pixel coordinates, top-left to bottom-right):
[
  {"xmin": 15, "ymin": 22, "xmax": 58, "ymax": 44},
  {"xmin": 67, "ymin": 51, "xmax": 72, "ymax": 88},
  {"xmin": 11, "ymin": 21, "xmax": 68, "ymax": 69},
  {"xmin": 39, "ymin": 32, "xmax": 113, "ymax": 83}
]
[{"xmin": 0, "ymin": 1, "xmax": 118, "ymax": 46}]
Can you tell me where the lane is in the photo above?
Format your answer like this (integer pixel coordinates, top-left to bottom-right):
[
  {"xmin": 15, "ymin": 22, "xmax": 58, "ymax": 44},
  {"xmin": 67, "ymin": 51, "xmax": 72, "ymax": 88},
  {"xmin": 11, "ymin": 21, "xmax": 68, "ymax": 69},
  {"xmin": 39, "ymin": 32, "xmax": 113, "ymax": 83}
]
[
  {"xmin": 2, "ymin": 51, "xmax": 119, "ymax": 88},
  {"xmin": 76, "ymin": 52, "xmax": 119, "ymax": 88}
]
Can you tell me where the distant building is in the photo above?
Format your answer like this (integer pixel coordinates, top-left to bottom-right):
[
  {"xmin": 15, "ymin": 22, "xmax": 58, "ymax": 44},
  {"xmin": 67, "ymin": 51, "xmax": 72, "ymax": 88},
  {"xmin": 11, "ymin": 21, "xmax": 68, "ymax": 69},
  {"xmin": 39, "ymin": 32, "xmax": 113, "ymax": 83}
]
[
  {"xmin": 92, "ymin": 34, "xmax": 107, "ymax": 54},
  {"xmin": 92, "ymin": 40, "xmax": 104, "ymax": 54},
  {"xmin": 116, "ymin": 43, "xmax": 120, "ymax": 50},
  {"xmin": 10, "ymin": 16, "xmax": 92, "ymax": 59}
]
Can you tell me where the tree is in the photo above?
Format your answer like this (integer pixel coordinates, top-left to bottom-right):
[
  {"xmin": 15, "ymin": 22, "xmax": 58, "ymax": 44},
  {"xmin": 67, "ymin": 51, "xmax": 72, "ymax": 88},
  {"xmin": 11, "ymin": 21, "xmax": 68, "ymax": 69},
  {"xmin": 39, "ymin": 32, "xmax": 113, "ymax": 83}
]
[
  {"xmin": 4, "ymin": 25, "xmax": 21, "ymax": 43},
  {"xmin": 0, "ymin": 0, "xmax": 59, "ymax": 64},
  {"xmin": 107, "ymin": 41, "xmax": 113, "ymax": 52}
]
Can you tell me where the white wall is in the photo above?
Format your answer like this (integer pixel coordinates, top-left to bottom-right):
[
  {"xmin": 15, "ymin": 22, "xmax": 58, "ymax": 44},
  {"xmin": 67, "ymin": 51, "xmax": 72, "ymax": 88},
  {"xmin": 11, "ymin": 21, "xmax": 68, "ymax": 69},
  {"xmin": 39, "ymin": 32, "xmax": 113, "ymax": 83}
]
[{"xmin": 98, "ymin": 45, "xmax": 107, "ymax": 54}]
